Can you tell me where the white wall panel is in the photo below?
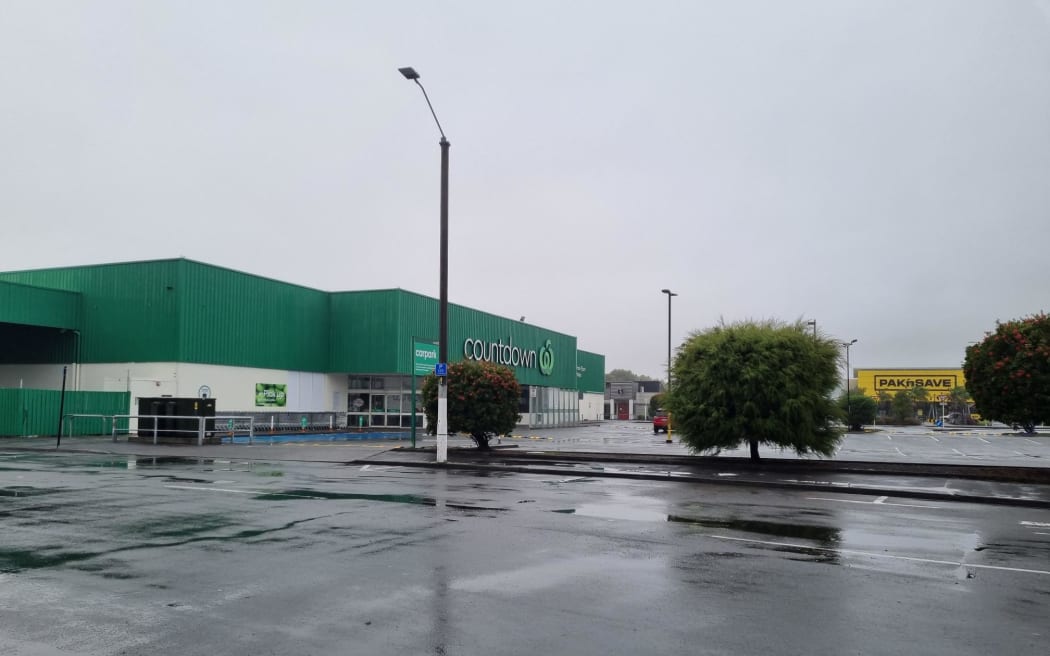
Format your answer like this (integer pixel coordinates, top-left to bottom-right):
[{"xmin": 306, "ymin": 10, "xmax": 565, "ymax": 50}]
[
  {"xmin": 0, "ymin": 364, "xmax": 66, "ymax": 390},
  {"xmin": 580, "ymin": 392, "xmax": 604, "ymax": 421},
  {"xmin": 2, "ymin": 362, "xmax": 349, "ymax": 414}
]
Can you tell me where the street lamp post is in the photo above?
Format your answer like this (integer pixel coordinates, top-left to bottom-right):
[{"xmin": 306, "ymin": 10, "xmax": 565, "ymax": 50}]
[
  {"xmin": 661, "ymin": 289, "xmax": 677, "ymax": 444},
  {"xmin": 806, "ymin": 319, "xmax": 817, "ymax": 338},
  {"xmin": 841, "ymin": 339, "xmax": 857, "ymax": 431},
  {"xmin": 400, "ymin": 66, "xmax": 450, "ymax": 464}
]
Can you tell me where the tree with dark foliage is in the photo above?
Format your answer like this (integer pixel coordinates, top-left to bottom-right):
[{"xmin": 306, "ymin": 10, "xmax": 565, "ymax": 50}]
[
  {"xmin": 668, "ymin": 319, "xmax": 843, "ymax": 460},
  {"xmin": 964, "ymin": 313, "xmax": 1050, "ymax": 434},
  {"xmin": 422, "ymin": 360, "xmax": 521, "ymax": 449}
]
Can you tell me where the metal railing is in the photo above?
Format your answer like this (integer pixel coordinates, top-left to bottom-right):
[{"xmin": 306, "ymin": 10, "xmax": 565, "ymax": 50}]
[
  {"xmin": 59, "ymin": 413, "xmax": 121, "ymax": 440},
  {"xmin": 113, "ymin": 414, "xmax": 255, "ymax": 445},
  {"xmin": 58, "ymin": 413, "xmax": 255, "ymax": 445}
]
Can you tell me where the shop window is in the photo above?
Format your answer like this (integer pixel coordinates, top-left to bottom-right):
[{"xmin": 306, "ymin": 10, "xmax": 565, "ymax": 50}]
[
  {"xmin": 349, "ymin": 393, "xmax": 370, "ymax": 414},
  {"xmin": 401, "ymin": 415, "xmax": 422, "ymax": 428},
  {"xmin": 348, "ymin": 414, "xmax": 369, "ymax": 428},
  {"xmin": 371, "ymin": 395, "xmax": 386, "ymax": 413},
  {"xmin": 378, "ymin": 375, "xmax": 408, "ymax": 391}
]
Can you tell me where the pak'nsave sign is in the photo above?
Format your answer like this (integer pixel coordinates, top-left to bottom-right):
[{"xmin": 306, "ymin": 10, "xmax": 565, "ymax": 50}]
[
  {"xmin": 856, "ymin": 369, "xmax": 966, "ymax": 396},
  {"xmin": 463, "ymin": 336, "xmax": 555, "ymax": 376}
]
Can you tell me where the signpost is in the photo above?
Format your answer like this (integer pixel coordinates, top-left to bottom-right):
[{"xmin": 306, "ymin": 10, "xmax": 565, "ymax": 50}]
[{"xmin": 411, "ymin": 339, "xmax": 439, "ymax": 448}]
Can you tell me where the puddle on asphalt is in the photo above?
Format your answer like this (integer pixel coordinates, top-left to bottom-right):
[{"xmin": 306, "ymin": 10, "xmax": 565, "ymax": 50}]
[
  {"xmin": 551, "ymin": 497, "xmax": 842, "ymax": 562},
  {"xmin": 123, "ymin": 513, "xmax": 238, "ymax": 539},
  {"xmin": 0, "ymin": 486, "xmax": 63, "ymax": 498},
  {"xmin": 544, "ymin": 477, "xmax": 596, "ymax": 485},
  {"xmin": 667, "ymin": 515, "xmax": 841, "ymax": 545},
  {"xmin": 3, "ymin": 453, "xmax": 272, "ymax": 474},
  {"xmin": 0, "ymin": 547, "xmax": 97, "ymax": 572},
  {"xmin": 254, "ymin": 489, "xmax": 433, "ymax": 503},
  {"xmin": 551, "ymin": 506, "xmax": 842, "ymax": 548},
  {"xmin": 551, "ymin": 491, "xmax": 670, "ymax": 522},
  {"xmin": 251, "ymin": 489, "xmax": 508, "ymax": 512},
  {"xmin": 558, "ymin": 504, "xmax": 669, "ymax": 522}
]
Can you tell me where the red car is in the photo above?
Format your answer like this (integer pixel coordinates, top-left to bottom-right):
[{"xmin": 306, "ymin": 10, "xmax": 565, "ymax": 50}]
[{"xmin": 653, "ymin": 414, "xmax": 669, "ymax": 433}]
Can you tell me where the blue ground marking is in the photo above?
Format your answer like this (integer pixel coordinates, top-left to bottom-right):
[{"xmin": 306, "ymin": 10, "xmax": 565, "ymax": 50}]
[{"xmin": 222, "ymin": 432, "xmax": 412, "ymax": 444}]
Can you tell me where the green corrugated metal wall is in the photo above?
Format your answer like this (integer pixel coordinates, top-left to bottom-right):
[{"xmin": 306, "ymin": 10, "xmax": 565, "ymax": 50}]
[
  {"xmin": 444, "ymin": 301, "xmax": 578, "ymax": 389},
  {"xmin": 0, "ymin": 260, "xmax": 604, "ymax": 387},
  {"xmin": 0, "ymin": 260, "xmax": 331, "ymax": 371},
  {"xmin": 329, "ymin": 290, "xmax": 406, "ymax": 373},
  {"xmin": 331, "ymin": 289, "xmax": 579, "ymax": 388},
  {"xmin": 0, "ymin": 260, "xmax": 181, "ymax": 363},
  {"xmin": 176, "ymin": 260, "xmax": 330, "ymax": 370},
  {"xmin": 0, "ymin": 281, "xmax": 80, "ymax": 329},
  {"xmin": 575, "ymin": 350, "xmax": 606, "ymax": 392},
  {"xmin": 0, "ymin": 389, "xmax": 130, "ymax": 437}
]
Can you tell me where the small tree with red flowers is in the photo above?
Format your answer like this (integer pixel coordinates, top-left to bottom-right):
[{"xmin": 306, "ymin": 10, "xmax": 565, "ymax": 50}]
[
  {"xmin": 421, "ymin": 360, "xmax": 521, "ymax": 449},
  {"xmin": 964, "ymin": 313, "xmax": 1050, "ymax": 434}
]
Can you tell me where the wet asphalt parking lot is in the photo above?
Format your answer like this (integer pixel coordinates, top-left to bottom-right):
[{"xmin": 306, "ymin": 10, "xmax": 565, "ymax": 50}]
[
  {"xmin": 2, "ymin": 447, "xmax": 1049, "ymax": 656},
  {"xmin": 501, "ymin": 422, "xmax": 1050, "ymax": 465}
]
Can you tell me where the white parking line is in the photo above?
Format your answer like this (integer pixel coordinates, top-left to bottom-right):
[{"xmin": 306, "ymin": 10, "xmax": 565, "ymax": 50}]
[
  {"xmin": 710, "ymin": 535, "xmax": 1050, "ymax": 576},
  {"xmin": 165, "ymin": 485, "xmax": 256, "ymax": 494},
  {"xmin": 928, "ymin": 435, "xmax": 940, "ymax": 442},
  {"xmin": 894, "ymin": 447, "xmax": 907, "ymax": 457},
  {"xmin": 1013, "ymin": 451, "xmax": 1026, "ymax": 456},
  {"xmin": 978, "ymin": 437, "xmax": 990, "ymax": 444},
  {"xmin": 807, "ymin": 496, "xmax": 940, "ymax": 509},
  {"xmin": 1026, "ymin": 439, "xmax": 1040, "ymax": 445},
  {"xmin": 952, "ymin": 448, "xmax": 966, "ymax": 456},
  {"xmin": 886, "ymin": 435, "xmax": 893, "ymax": 441}
]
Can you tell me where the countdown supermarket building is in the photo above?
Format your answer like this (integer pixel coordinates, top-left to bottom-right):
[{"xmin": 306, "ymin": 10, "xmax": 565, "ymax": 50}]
[{"xmin": 0, "ymin": 259, "xmax": 605, "ymax": 430}]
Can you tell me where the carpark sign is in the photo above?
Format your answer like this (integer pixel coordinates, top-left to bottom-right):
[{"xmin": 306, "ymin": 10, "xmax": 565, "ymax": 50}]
[{"xmin": 413, "ymin": 340, "xmax": 439, "ymax": 376}]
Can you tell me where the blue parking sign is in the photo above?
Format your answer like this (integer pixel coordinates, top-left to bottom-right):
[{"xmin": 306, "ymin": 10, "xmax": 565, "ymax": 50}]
[{"xmin": 435, "ymin": 363, "xmax": 448, "ymax": 377}]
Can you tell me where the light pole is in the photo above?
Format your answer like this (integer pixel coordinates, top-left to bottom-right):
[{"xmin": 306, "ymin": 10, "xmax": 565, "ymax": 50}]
[
  {"xmin": 400, "ymin": 66, "xmax": 450, "ymax": 463},
  {"xmin": 841, "ymin": 339, "xmax": 857, "ymax": 431},
  {"xmin": 661, "ymin": 289, "xmax": 677, "ymax": 444},
  {"xmin": 806, "ymin": 319, "xmax": 817, "ymax": 338}
]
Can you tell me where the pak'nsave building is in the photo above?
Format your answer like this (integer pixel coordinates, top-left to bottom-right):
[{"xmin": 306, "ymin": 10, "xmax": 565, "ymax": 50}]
[{"xmin": 0, "ymin": 259, "xmax": 605, "ymax": 434}]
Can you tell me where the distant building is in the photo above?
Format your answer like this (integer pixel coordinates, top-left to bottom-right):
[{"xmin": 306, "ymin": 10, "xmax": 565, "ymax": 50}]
[
  {"xmin": 604, "ymin": 380, "xmax": 663, "ymax": 420},
  {"xmin": 854, "ymin": 368, "xmax": 969, "ymax": 421},
  {"xmin": 854, "ymin": 368, "xmax": 966, "ymax": 401}
]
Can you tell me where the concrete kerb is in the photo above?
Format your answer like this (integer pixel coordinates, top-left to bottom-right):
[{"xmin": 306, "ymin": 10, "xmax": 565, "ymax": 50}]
[
  {"xmin": 359, "ymin": 455, "xmax": 1050, "ymax": 505},
  {"xmin": 391, "ymin": 446, "xmax": 1050, "ymax": 484},
  {"xmin": 359, "ymin": 445, "xmax": 1050, "ymax": 512}
]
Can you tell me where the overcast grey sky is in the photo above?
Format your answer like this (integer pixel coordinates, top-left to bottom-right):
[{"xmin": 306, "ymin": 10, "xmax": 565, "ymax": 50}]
[{"xmin": 2, "ymin": 1, "xmax": 1049, "ymax": 379}]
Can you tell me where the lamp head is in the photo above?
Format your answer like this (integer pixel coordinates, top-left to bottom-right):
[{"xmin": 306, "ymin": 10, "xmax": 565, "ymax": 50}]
[{"xmin": 398, "ymin": 67, "xmax": 420, "ymax": 80}]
